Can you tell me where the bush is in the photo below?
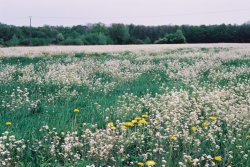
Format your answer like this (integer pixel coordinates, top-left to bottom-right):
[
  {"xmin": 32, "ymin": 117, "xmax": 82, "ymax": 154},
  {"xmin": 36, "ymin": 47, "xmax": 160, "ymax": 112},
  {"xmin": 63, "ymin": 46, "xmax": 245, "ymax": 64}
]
[
  {"xmin": 31, "ymin": 38, "xmax": 51, "ymax": 46},
  {"xmin": 19, "ymin": 38, "xmax": 52, "ymax": 46},
  {"xmin": 6, "ymin": 34, "xmax": 20, "ymax": 46},
  {"xmin": 143, "ymin": 37, "xmax": 151, "ymax": 44},
  {"xmin": 62, "ymin": 38, "xmax": 83, "ymax": 45},
  {"xmin": 155, "ymin": 30, "xmax": 186, "ymax": 44},
  {"xmin": 56, "ymin": 33, "xmax": 64, "ymax": 43},
  {"xmin": 83, "ymin": 33, "xmax": 109, "ymax": 45},
  {"xmin": 128, "ymin": 37, "xmax": 144, "ymax": 44},
  {"xmin": 0, "ymin": 38, "xmax": 4, "ymax": 46},
  {"xmin": 19, "ymin": 39, "xmax": 30, "ymax": 46}
]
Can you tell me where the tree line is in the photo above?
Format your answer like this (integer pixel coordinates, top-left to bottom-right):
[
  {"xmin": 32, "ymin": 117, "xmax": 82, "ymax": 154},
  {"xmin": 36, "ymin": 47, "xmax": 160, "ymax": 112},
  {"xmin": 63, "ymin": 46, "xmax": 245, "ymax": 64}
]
[{"xmin": 0, "ymin": 23, "xmax": 250, "ymax": 46}]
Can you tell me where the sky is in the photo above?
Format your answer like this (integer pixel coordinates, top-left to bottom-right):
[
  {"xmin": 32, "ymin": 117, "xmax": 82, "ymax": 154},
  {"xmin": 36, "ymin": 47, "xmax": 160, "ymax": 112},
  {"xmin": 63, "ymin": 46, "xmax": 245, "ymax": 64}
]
[{"xmin": 0, "ymin": 0, "xmax": 250, "ymax": 27}]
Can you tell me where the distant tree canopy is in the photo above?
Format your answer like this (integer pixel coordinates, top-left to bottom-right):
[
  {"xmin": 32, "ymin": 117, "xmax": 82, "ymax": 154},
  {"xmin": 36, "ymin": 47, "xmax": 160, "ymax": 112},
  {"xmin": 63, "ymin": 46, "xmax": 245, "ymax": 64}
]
[
  {"xmin": 109, "ymin": 24, "xmax": 130, "ymax": 44},
  {"xmin": 0, "ymin": 23, "xmax": 250, "ymax": 47}
]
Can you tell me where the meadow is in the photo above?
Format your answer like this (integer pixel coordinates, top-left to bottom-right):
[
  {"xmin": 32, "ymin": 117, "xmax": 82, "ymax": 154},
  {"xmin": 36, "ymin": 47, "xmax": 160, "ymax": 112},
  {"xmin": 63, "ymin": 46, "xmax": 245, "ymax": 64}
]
[{"xmin": 0, "ymin": 45, "xmax": 249, "ymax": 166}]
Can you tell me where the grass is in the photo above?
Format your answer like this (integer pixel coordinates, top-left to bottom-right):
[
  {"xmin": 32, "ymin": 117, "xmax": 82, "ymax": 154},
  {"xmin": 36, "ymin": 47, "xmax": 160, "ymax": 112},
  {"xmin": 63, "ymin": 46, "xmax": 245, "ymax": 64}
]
[{"xmin": 0, "ymin": 46, "xmax": 249, "ymax": 166}]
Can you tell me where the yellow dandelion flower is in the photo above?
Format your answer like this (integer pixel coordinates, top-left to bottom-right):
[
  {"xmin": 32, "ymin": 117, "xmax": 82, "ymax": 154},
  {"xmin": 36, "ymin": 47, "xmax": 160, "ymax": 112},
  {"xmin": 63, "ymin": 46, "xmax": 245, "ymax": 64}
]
[
  {"xmin": 120, "ymin": 125, "xmax": 127, "ymax": 129},
  {"xmin": 139, "ymin": 119, "xmax": 147, "ymax": 124},
  {"xmin": 191, "ymin": 126, "xmax": 198, "ymax": 132},
  {"xmin": 107, "ymin": 122, "xmax": 114, "ymax": 127},
  {"xmin": 169, "ymin": 135, "xmax": 177, "ymax": 141},
  {"xmin": 202, "ymin": 121, "xmax": 209, "ymax": 127},
  {"xmin": 142, "ymin": 114, "xmax": 149, "ymax": 118},
  {"xmin": 137, "ymin": 162, "xmax": 144, "ymax": 166},
  {"xmin": 134, "ymin": 117, "xmax": 142, "ymax": 121},
  {"xmin": 73, "ymin": 108, "xmax": 80, "ymax": 113},
  {"xmin": 209, "ymin": 116, "xmax": 217, "ymax": 121},
  {"xmin": 247, "ymin": 135, "xmax": 250, "ymax": 139},
  {"xmin": 125, "ymin": 122, "xmax": 134, "ymax": 127},
  {"xmin": 5, "ymin": 122, "xmax": 11, "ymax": 126},
  {"xmin": 132, "ymin": 119, "xmax": 138, "ymax": 124},
  {"xmin": 146, "ymin": 160, "xmax": 156, "ymax": 166},
  {"xmin": 214, "ymin": 156, "xmax": 222, "ymax": 161}
]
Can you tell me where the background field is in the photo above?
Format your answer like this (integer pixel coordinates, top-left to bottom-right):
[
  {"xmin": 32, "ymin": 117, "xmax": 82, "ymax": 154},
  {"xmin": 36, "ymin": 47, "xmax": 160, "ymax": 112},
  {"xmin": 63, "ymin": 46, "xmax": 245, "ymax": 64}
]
[
  {"xmin": 1, "ymin": 43, "xmax": 250, "ymax": 57},
  {"xmin": 0, "ymin": 44, "xmax": 249, "ymax": 166}
]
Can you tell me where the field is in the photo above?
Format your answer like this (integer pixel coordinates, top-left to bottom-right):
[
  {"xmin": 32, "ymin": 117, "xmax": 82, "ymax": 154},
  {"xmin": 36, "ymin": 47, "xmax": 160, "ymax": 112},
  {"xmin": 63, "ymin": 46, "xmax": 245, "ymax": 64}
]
[{"xmin": 0, "ymin": 44, "xmax": 249, "ymax": 166}]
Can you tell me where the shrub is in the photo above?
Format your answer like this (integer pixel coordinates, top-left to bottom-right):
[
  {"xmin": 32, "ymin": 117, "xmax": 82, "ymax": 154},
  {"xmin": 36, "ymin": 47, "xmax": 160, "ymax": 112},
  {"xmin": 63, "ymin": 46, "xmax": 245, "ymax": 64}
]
[
  {"xmin": 62, "ymin": 38, "xmax": 83, "ymax": 45},
  {"xmin": 31, "ymin": 38, "xmax": 51, "ymax": 46},
  {"xmin": 56, "ymin": 33, "xmax": 64, "ymax": 43},
  {"xmin": 143, "ymin": 37, "xmax": 151, "ymax": 44},
  {"xmin": 0, "ymin": 38, "xmax": 4, "ymax": 46},
  {"xmin": 155, "ymin": 29, "xmax": 186, "ymax": 44},
  {"xmin": 83, "ymin": 33, "xmax": 109, "ymax": 45},
  {"xmin": 128, "ymin": 37, "xmax": 145, "ymax": 44},
  {"xmin": 6, "ymin": 34, "xmax": 20, "ymax": 46}
]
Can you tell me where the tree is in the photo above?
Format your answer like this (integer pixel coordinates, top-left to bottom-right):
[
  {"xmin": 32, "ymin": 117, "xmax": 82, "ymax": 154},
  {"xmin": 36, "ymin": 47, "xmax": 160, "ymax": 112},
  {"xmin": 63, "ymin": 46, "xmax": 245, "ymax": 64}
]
[
  {"xmin": 6, "ymin": 34, "xmax": 20, "ymax": 46},
  {"xmin": 90, "ymin": 23, "xmax": 109, "ymax": 35},
  {"xmin": 1, "ymin": 23, "xmax": 250, "ymax": 46},
  {"xmin": 31, "ymin": 38, "xmax": 52, "ymax": 46},
  {"xmin": 155, "ymin": 30, "xmax": 186, "ymax": 44},
  {"xmin": 56, "ymin": 33, "xmax": 64, "ymax": 43},
  {"xmin": 144, "ymin": 37, "xmax": 151, "ymax": 44},
  {"xmin": 109, "ymin": 24, "xmax": 130, "ymax": 44},
  {"xmin": 83, "ymin": 33, "xmax": 110, "ymax": 45},
  {"xmin": 71, "ymin": 25, "xmax": 88, "ymax": 34},
  {"xmin": 0, "ymin": 38, "xmax": 4, "ymax": 46}
]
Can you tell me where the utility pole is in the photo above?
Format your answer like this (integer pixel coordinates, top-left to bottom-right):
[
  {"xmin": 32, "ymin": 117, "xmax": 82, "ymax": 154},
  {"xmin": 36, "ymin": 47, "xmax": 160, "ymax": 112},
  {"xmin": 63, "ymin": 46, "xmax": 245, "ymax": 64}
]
[{"xmin": 29, "ymin": 16, "xmax": 32, "ymax": 46}]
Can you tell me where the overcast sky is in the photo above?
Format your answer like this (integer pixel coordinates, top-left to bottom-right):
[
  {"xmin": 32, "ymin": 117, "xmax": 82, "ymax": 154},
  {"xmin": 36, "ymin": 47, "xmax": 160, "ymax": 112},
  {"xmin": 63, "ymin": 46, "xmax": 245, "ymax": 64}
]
[{"xmin": 0, "ymin": 0, "xmax": 250, "ymax": 27}]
